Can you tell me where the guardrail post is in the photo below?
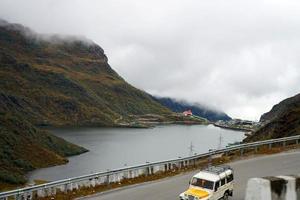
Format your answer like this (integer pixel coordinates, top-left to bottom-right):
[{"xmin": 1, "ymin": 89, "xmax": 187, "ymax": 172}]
[
  {"xmin": 255, "ymin": 146, "xmax": 258, "ymax": 153},
  {"xmin": 67, "ymin": 183, "xmax": 73, "ymax": 191},
  {"xmin": 128, "ymin": 170, "xmax": 132, "ymax": 178},
  {"xmin": 90, "ymin": 178, "xmax": 96, "ymax": 187},
  {"xmin": 46, "ymin": 187, "xmax": 55, "ymax": 196},
  {"xmin": 106, "ymin": 171, "xmax": 110, "ymax": 185},
  {"xmin": 240, "ymin": 149, "xmax": 244, "ymax": 156},
  {"xmin": 61, "ymin": 184, "xmax": 68, "ymax": 193},
  {"xmin": 269, "ymin": 143, "xmax": 272, "ymax": 149},
  {"xmin": 296, "ymin": 139, "xmax": 299, "ymax": 145},
  {"xmin": 37, "ymin": 189, "xmax": 46, "ymax": 198},
  {"xmin": 14, "ymin": 193, "xmax": 23, "ymax": 200},
  {"xmin": 283, "ymin": 141, "xmax": 286, "ymax": 147}
]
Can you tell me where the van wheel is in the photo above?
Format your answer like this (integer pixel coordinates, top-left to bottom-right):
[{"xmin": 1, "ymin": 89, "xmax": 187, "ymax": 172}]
[{"xmin": 223, "ymin": 192, "xmax": 229, "ymax": 200}]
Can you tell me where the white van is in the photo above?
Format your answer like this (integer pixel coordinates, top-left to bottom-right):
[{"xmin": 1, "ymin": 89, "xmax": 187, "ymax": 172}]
[{"xmin": 179, "ymin": 165, "xmax": 234, "ymax": 200}]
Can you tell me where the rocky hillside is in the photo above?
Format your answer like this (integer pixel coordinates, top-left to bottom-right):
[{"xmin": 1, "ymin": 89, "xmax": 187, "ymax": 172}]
[
  {"xmin": 0, "ymin": 19, "xmax": 171, "ymax": 186},
  {"xmin": 0, "ymin": 19, "xmax": 171, "ymax": 127},
  {"xmin": 154, "ymin": 97, "xmax": 231, "ymax": 122},
  {"xmin": 244, "ymin": 93, "xmax": 300, "ymax": 142}
]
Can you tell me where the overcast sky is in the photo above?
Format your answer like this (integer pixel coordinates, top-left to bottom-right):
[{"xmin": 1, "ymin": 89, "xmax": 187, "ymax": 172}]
[{"xmin": 1, "ymin": 0, "xmax": 300, "ymax": 120}]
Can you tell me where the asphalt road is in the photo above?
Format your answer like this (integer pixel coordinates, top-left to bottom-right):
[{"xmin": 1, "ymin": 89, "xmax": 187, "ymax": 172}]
[{"xmin": 80, "ymin": 150, "xmax": 300, "ymax": 200}]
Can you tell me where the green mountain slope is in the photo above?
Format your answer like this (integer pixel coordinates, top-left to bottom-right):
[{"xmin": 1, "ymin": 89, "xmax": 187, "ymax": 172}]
[
  {"xmin": 0, "ymin": 19, "xmax": 171, "ymax": 186},
  {"xmin": 0, "ymin": 20, "xmax": 171, "ymax": 127},
  {"xmin": 0, "ymin": 113, "xmax": 87, "ymax": 185},
  {"xmin": 244, "ymin": 93, "xmax": 300, "ymax": 142}
]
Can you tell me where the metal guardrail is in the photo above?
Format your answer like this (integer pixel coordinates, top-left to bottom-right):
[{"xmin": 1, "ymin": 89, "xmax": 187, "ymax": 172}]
[{"xmin": 1, "ymin": 134, "xmax": 300, "ymax": 200}]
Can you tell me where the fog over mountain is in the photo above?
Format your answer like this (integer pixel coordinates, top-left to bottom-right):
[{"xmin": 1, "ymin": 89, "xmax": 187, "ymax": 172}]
[{"xmin": 1, "ymin": 0, "xmax": 300, "ymax": 120}]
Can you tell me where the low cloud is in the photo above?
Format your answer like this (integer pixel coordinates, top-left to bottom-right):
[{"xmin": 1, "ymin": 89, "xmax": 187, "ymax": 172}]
[{"xmin": 1, "ymin": 0, "xmax": 300, "ymax": 120}]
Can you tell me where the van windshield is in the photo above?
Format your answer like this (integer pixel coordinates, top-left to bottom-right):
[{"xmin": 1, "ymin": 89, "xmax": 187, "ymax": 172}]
[{"xmin": 190, "ymin": 177, "xmax": 214, "ymax": 190}]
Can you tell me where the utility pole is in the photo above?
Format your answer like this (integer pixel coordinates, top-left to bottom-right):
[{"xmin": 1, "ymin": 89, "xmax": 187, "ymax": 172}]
[
  {"xmin": 217, "ymin": 133, "xmax": 223, "ymax": 150},
  {"xmin": 188, "ymin": 142, "xmax": 195, "ymax": 156}
]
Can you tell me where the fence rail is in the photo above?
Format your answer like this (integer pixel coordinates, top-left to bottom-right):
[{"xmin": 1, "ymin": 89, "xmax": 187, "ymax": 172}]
[{"xmin": 1, "ymin": 134, "xmax": 300, "ymax": 200}]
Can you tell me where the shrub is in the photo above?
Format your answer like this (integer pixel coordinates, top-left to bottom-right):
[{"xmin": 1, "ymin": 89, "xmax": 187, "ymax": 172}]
[{"xmin": 0, "ymin": 170, "xmax": 26, "ymax": 184}]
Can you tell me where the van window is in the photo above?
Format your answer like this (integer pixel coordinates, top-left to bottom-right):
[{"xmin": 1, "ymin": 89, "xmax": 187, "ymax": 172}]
[
  {"xmin": 221, "ymin": 178, "xmax": 226, "ymax": 186},
  {"xmin": 227, "ymin": 174, "xmax": 233, "ymax": 182},
  {"xmin": 190, "ymin": 177, "xmax": 214, "ymax": 190},
  {"xmin": 214, "ymin": 181, "xmax": 220, "ymax": 191}
]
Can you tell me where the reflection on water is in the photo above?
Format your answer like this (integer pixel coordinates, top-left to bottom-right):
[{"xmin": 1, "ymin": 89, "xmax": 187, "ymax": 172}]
[{"xmin": 28, "ymin": 125, "xmax": 245, "ymax": 181}]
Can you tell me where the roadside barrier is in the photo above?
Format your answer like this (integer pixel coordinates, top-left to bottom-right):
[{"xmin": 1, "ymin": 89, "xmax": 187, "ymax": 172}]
[
  {"xmin": 245, "ymin": 175, "xmax": 300, "ymax": 200},
  {"xmin": 1, "ymin": 134, "xmax": 300, "ymax": 200}
]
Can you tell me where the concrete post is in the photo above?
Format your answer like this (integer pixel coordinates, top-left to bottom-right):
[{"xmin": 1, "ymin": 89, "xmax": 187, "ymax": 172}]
[
  {"xmin": 37, "ymin": 189, "xmax": 46, "ymax": 198},
  {"xmin": 46, "ymin": 187, "xmax": 56, "ymax": 196},
  {"xmin": 14, "ymin": 194, "xmax": 23, "ymax": 200},
  {"xmin": 90, "ymin": 179, "xmax": 96, "ymax": 187},
  {"xmin": 73, "ymin": 183, "xmax": 79, "ymax": 190},
  {"xmin": 106, "ymin": 174, "xmax": 110, "ymax": 185},
  {"xmin": 128, "ymin": 170, "xmax": 132, "ymax": 179},
  {"xmin": 57, "ymin": 185, "xmax": 66, "ymax": 193},
  {"xmin": 67, "ymin": 183, "xmax": 73, "ymax": 191},
  {"xmin": 95, "ymin": 177, "xmax": 103, "ymax": 185}
]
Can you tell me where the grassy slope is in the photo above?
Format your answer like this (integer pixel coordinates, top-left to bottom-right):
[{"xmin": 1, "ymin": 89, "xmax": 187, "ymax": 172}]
[
  {"xmin": 0, "ymin": 20, "xmax": 171, "ymax": 186},
  {"xmin": 244, "ymin": 93, "xmax": 300, "ymax": 142},
  {"xmin": 0, "ymin": 22, "xmax": 170, "ymax": 127},
  {"xmin": 0, "ymin": 112, "xmax": 87, "ymax": 185}
]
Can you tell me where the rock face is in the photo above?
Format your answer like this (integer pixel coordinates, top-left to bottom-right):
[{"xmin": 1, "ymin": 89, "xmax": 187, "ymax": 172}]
[
  {"xmin": 153, "ymin": 97, "xmax": 231, "ymax": 122},
  {"xmin": 260, "ymin": 93, "xmax": 300, "ymax": 123},
  {"xmin": 244, "ymin": 93, "xmax": 300, "ymax": 142},
  {"xmin": 0, "ymin": 19, "xmax": 170, "ymax": 185}
]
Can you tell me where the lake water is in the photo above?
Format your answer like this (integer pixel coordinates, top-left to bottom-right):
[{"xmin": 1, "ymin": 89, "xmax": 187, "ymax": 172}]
[{"xmin": 27, "ymin": 125, "xmax": 245, "ymax": 182}]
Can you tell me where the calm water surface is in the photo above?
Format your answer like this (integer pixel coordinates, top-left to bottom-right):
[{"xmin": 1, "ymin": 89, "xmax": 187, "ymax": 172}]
[{"xmin": 27, "ymin": 125, "xmax": 245, "ymax": 181}]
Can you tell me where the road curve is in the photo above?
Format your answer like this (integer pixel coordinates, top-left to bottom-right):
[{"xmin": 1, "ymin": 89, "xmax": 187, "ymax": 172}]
[{"xmin": 79, "ymin": 150, "xmax": 300, "ymax": 200}]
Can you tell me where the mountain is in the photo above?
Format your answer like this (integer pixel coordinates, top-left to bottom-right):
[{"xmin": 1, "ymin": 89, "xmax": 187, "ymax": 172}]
[
  {"xmin": 153, "ymin": 97, "xmax": 231, "ymax": 122},
  {"xmin": 0, "ymin": 19, "xmax": 171, "ymax": 186},
  {"xmin": 244, "ymin": 93, "xmax": 300, "ymax": 142},
  {"xmin": 0, "ymin": 19, "xmax": 171, "ymax": 127}
]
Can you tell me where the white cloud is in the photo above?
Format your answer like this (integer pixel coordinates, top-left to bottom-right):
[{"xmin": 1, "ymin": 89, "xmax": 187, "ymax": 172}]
[{"xmin": 1, "ymin": 0, "xmax": 300, "ymax": 120}]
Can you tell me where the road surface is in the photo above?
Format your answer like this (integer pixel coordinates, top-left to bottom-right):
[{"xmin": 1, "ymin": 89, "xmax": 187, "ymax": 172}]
[{"xmin": 80, "ymin": 150, "xmax": 300, "ymax": 200}]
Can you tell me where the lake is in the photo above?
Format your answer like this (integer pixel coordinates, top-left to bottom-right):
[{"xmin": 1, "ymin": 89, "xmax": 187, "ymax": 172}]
[{"xmin": 27, "ymin": 125, "xmax": 245, "ymax": 182}]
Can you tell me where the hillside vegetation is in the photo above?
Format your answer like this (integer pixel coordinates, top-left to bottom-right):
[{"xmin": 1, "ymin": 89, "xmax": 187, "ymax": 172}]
[
  {"xmin": 0, "ymin": 20, "xmax": 171, "ymax": 127},
  {"xmin": 0, "ymin": 19, "xmax": 172, "ymax": 186},
  {"xmin": 244, "ymin": 93, "xmax": 300, "ymax": 142}
]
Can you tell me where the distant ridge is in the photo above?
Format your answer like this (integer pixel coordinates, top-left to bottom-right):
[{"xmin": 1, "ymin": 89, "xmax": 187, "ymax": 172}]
[
  {"xmin": 244, "ymin": 93, "xmax": 300, "ymax": 142},
  {"xmin": 153, "ymin": 96, "xmax": 231, "ymax": 122}
]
